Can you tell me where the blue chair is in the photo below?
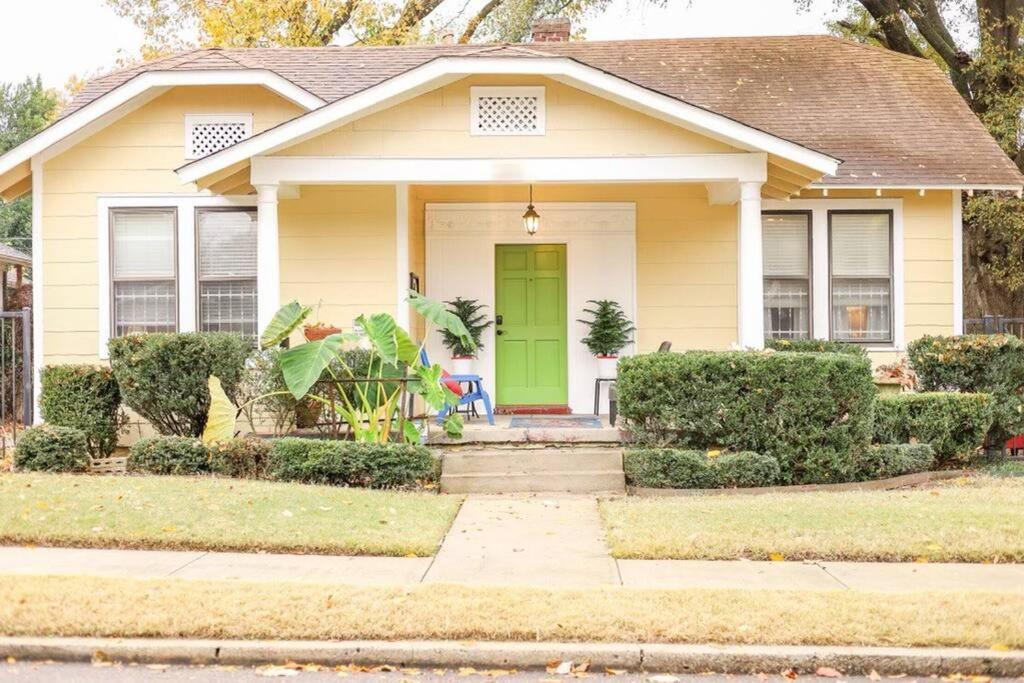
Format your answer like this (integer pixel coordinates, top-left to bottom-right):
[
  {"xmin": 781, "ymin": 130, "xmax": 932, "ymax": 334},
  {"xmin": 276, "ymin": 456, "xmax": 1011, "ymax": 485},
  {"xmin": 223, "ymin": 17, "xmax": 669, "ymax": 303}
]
[{"xmin": 419, "ymin": 350, "xmax": 495, "ymax": 425}]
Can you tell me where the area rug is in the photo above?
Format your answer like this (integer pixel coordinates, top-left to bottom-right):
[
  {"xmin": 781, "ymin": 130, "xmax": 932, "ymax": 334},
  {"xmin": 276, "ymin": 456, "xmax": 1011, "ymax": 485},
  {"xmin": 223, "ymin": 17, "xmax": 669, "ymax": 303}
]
[{"xmin": 508, "ymin": 416, "xmax": 603, "ymax": 429}]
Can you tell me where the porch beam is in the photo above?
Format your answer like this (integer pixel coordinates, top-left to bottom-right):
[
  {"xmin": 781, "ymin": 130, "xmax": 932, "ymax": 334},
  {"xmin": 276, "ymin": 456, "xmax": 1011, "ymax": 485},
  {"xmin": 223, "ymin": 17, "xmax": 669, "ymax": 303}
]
[
  {"xmin": 256, "ymin": 183, "xmax": 281, "ymax": 336},
  {"xmin": 737, "ymin": 181, "xmax": 765, "ymax": 349},
  {"xmin": 251, "ymin": 154, "xmax": 769, "ymax": 186}
]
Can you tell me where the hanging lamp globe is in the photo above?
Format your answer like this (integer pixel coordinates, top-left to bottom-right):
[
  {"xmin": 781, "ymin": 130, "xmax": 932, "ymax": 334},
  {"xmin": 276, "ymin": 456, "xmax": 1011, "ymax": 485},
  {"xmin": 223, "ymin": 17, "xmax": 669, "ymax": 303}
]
[{"xmin": 522, "ymin": 184, "xmax": 540, "ymax": 235}]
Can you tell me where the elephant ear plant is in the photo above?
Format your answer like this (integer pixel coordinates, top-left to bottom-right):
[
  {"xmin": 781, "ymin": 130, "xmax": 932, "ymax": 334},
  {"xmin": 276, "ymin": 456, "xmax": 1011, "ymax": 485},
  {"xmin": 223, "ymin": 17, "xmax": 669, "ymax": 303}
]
[{"xmin": 205, "ymin": 293, "xmax": 473, "ymax": 444}]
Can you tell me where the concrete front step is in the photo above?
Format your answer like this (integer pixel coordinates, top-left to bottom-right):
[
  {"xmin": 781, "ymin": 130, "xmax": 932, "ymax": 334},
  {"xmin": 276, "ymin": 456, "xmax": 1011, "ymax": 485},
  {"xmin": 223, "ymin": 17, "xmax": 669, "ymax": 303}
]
[{"xmin": 439, "ymin": 447, "xmax": 625, "ymax": 494}]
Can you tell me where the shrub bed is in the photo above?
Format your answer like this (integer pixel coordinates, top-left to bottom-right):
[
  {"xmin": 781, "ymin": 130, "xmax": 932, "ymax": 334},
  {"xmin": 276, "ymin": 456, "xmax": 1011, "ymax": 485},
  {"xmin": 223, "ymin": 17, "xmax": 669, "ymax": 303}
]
[
  {"xmin": 209, "ymin": 437, "xmax": 272, "ymax": 479},
  {"xmin": 270, "ymin": 438, "xmax": 437, "ymax": 489},
  {"xmin": 128, "ymin": 436, "xmax": 210, "ymax": 475},
  {"xmin": 623, "ymin": 449, "xmax": 717, "ymax": 489},
  {"xmin": 617, "ymin": 351, "xmax": 876, "ymax": 484},
  {"xmin": 14, "ymin": 425, "xmax": 90, "ymax": 473},
  {"xmin": 40, "ymin": 365, "xmax": 125, "ymax": 457},
  {"xmin": 765, "ymin": 339, "xmax": 867, "ymax": 356},
  {"xmin": 108, "ymin": 332, "xmax": 250, "ymax": 438},
  {"xmin": 873, "ymin": 392, "xmax": 993, "ymax": 465},
  {"xmin": 908, "ymin": 334, "xmax": 1024, "ymax": 443},
  {"xmin": 714, "ymin": 451, "xmax": 781, "ymax": 488},
  {"xmin": 855, "ymin": 443, "xmax": 936, "ymax": 480}
]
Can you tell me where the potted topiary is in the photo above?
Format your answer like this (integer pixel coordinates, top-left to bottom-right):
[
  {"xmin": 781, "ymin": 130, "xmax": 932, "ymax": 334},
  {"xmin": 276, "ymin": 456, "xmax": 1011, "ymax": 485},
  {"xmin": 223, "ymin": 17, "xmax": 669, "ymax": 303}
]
[
  {"xmin": 441, "ymin": 297, "xmax": 492, "ymax": 375},
  {"xmin": 578, "ymin": 299, "xmax": 635, "ymax": 379}
]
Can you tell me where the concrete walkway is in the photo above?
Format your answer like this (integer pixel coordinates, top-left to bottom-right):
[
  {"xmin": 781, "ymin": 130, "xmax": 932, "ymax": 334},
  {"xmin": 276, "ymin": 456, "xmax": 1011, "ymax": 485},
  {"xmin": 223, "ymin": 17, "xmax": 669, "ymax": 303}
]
[{"xmin": 3, "ymin": 493, "xmax": 1024, "ymax": 592}]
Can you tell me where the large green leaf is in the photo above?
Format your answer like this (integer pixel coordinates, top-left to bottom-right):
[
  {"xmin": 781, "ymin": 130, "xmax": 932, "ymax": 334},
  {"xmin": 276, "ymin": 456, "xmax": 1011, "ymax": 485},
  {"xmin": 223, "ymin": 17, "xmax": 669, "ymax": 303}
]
[
  {"xmin": 356, "ymin": 313, "xmax": 419, "ymax": 366},
  {"xmin": 202, "ymin": 376, "xmax": 236, "ymax": 445},
  {"xmin": 260, "ymin": 301, "xmax": 312, "ymax": 350},
  {"xmin": 408, "ymin": 291, "xmax": 473, "ymax": 351},
  {"xmin": 279, "ymin": 333, "xmax": 346, "ymax": 399}
]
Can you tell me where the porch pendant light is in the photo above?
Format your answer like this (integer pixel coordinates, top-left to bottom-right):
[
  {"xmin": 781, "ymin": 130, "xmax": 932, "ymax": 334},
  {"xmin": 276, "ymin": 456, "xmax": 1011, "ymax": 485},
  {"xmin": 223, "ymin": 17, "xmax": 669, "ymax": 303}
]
[{"xmin": 523, "ymin": 185, "xmax": 540, "ymax": 236}]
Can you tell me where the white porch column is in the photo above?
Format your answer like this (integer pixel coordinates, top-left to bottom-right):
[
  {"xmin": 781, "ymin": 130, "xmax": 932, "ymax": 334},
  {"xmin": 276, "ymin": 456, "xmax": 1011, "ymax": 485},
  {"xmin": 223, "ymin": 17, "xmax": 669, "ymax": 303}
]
[
  {"xmin": 256, "ymin": 183, "xmax": 281, "ymax": 335},
  {"xmin": 737, "ymin": 181, "xmax": 765, "ymax": 349},
  {"xmin": 395, "ymin": 183, "xmax": 410, "ymax": 330}
]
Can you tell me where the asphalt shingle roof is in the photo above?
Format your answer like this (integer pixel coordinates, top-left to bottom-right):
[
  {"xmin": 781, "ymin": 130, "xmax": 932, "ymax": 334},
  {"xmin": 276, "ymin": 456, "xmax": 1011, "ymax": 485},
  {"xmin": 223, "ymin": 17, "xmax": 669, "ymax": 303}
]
[{"xmin": 63, "ymin": 35, "xmax": 1024, "ymax": 187}]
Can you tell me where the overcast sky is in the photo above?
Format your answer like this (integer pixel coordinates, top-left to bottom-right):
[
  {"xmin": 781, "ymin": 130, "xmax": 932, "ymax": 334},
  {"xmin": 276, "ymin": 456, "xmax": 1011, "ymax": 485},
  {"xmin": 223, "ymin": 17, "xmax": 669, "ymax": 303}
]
[{"xmin": 0, "ymin": 0, "xmax": 841, "ymax": 89}]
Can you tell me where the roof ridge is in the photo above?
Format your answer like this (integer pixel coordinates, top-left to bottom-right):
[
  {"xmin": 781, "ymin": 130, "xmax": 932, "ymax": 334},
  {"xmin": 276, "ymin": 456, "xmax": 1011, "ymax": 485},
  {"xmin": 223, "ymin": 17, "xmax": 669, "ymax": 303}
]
[{"xmin": 818, "ymin": 34, "xmax": 937, "ymax": 66}]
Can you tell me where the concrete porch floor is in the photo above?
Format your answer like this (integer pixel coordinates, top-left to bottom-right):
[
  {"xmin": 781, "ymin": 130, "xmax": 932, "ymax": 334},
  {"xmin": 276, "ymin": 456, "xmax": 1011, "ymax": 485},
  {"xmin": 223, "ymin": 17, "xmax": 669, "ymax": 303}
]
[{"xmin": 427, "ymin": 414, "xmax": 622, "ymax": 445}]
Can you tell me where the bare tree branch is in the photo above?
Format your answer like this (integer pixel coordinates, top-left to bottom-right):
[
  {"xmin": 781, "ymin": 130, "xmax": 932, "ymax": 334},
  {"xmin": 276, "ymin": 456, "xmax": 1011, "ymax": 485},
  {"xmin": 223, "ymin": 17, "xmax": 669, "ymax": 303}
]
[{"xmin": 459, "ymin": 0, "xmax": 507, "ymax": 42}]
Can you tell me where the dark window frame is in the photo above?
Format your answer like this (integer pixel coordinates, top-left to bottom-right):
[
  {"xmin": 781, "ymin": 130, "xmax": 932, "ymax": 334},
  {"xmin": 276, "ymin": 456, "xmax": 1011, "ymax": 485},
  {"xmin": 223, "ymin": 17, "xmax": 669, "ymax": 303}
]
[
  {"xmin": 827, "ymin": 208, "xmax": 895, "ymax": 345},
  {"xmin": 761, "ymin": 209, "xmax": 814, "ymax": 341},
  {"xmin": 109, "ymin": 207, "xmax": 179, "ymax": 338}
]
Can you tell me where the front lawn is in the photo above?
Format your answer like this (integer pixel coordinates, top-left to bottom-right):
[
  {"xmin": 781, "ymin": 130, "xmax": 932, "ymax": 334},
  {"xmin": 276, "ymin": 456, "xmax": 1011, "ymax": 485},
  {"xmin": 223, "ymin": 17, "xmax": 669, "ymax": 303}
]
[
  {"xmin": 2, "ymin": 575, "xmax": 1021, "ymax": 648},
  {"xmin": 600, "ymin": 474, "xmax": 1024, "ymax": 562},
  {"xmin": 0, "ymin": 473, "xmax": 461, "ymax": 557}
]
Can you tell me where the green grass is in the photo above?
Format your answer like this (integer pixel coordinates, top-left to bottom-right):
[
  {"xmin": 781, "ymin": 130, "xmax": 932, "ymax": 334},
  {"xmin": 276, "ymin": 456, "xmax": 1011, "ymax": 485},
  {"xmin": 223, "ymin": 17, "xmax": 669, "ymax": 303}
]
[
  {"xmin": 600, "ymin": 474, "xmax": 1024, "ymax": 562},
  {"xmin": 0, "ymin": 472, "xmax": 462, "ymax": 557}
]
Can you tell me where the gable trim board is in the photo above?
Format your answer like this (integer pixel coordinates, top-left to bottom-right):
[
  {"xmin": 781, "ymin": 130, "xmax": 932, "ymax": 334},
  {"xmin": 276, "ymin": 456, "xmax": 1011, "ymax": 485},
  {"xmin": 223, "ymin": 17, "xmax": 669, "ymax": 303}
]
[
  {"xmin": 0, "ymin": 69, "xmax": 325, "ymax": 198},
  {"xmin": 177, "ymin": 56, "xmax": 843, "ymax": 185}
]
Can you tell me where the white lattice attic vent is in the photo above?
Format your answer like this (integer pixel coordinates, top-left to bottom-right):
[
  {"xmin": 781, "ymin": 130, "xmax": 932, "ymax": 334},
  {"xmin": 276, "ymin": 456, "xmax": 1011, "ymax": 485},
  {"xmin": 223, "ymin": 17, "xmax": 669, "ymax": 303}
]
[
  {"xmin": 185, "ymin": 114, "xmax": 254, "ymax": 160},
  {"xmin": 470, "ymin": 87, "xmax": 545, "ymax": 136}
]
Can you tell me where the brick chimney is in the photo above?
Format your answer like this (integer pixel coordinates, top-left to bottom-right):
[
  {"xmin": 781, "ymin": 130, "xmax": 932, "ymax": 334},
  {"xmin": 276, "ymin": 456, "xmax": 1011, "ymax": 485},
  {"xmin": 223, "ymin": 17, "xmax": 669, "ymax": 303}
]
[{"xmin": 530, "ymin": 18, "xmax": 571, "ymax": 42}]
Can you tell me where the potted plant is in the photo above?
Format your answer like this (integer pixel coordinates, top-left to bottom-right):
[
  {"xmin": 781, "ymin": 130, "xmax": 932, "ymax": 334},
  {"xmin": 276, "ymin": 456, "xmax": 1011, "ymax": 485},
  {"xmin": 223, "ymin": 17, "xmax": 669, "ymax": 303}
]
[
  {"xmin": 578, "ymin": 299, "xmax": 635, "ymax": 379},
  {"xmin": 441, "ymin": 297, "xmax": 493, "ymax": 375}
]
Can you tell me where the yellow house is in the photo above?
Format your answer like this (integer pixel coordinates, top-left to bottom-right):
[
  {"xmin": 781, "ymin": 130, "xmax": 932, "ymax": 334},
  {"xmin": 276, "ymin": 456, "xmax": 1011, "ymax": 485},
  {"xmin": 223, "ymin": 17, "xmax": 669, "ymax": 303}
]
[{"xmin": 1, "ymin": 30, "xmax": 1022, "ymax": 416}]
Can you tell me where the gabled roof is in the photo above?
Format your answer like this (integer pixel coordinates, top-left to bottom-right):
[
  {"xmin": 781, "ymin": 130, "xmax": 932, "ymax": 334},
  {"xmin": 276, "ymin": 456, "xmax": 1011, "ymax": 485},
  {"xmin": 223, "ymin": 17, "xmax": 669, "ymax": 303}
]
[
  {"xmin": 21, "ymin": 35, "xmax": 1024, "ymax": 188},
  {"xmin": 0, "ymin": 244, "xmax": 31, "ymax": 268}
]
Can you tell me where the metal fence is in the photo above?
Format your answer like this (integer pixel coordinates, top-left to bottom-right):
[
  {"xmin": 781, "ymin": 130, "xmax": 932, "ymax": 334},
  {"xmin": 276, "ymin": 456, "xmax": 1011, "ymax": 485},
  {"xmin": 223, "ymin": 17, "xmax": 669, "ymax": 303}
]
[
  {"xmin": 963, "ymin": 315, "xmax": 1024, "ymax": 336},
  {"xmin": 0, "ymin": 308, "xmax": 32, "ymax": 457}
]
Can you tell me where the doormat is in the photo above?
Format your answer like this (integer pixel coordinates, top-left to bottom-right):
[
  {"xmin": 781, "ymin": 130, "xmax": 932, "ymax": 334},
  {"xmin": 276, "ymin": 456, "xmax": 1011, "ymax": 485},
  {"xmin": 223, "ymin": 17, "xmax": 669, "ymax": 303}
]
[{"xmin": 509, "ymin": 416, "xmax": 603, "ymax": 429}]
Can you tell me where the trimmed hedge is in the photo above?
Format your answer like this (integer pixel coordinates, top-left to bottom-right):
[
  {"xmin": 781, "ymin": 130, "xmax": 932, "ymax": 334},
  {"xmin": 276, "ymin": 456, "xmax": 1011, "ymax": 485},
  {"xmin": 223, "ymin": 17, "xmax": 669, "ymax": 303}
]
[
  {"xmin": 873, "ymin": 392, "xmax": 993, "ymax": 465},
  {"xmin": 270, "ymin": 438, "xmax": 437, "ymax": 489},
  {"xmin": 617, "ymin": 351, "xmax": 876, "ymax": 484},
  {"xmin": 40, "ymin": 365, "xmax": 124, "ymax": 457},
  {"xmin": 854, "ymin": 443, "xmax": 935, "ymax": 480},
  {"xmin": 128, "ymin": 436, "xmax": 210, "ymax": 475},
  {"xmin": 766, "ymin": 339, "xmax": 868, "ymax": 356},
  {"xmin": 14, "ymin": 425, "xmax": 90, "ymax": 473},
  {"xmin": 209, "ymin": 437, "xmax": 272, "ymax": 479},
  {"xmin": 714, "ymin": 451, "xmax": 781, "ymax": 488},
  {"xmin": 108, "ymin": 332, "xmax": 251, "ymax": 438},
  {"xmin": 908, "ymin": 334, "xmax": 1024, "ymax": 443},
  {"xmin": 623, "ymin": 448, "xmax": 716, "ymax": 489}
]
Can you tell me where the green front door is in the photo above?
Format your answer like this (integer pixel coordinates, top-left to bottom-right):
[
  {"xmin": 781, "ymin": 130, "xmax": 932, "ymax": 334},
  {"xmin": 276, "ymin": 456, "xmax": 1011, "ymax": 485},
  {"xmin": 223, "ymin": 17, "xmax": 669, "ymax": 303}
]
[{"xmin": 494, "ymin": 244, "xmax": 568, "ymax": 406}]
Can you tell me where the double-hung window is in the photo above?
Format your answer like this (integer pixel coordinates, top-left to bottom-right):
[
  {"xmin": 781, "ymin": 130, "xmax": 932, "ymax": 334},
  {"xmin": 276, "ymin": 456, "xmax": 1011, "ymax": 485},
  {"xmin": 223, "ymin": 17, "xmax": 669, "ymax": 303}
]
[
  {"xmin": 829, "ymin": 210, "xmax": 893, "ymax": 343},
  {"xmin": 762, "ymin": 211, "xmax": 812, "ymax": 340},
  {"xmin": 196, "ymin": 208, "xmax": 258, "ymax": 341},
  {"xmin": 110, "ymin": 209, "xmax": 177, "ymax": 336}
]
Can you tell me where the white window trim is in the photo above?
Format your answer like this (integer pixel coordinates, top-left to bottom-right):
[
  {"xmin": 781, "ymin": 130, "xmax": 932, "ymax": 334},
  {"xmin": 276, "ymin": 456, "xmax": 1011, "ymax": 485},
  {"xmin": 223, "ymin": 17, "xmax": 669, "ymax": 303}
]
[
  {"xmin": 470, "ymin": 86, "xmax": 546, "ymax": 136},
  {"xmin": 185, "ymin": 113, "xmax": 254, "ymax": 160},
  {"xmin": 763, "ymin": 198, "xmax": 905, "ymax": 351},
  {"xmin": 97, "ymin": 194, "xmax": 257, "ymax": 359}
]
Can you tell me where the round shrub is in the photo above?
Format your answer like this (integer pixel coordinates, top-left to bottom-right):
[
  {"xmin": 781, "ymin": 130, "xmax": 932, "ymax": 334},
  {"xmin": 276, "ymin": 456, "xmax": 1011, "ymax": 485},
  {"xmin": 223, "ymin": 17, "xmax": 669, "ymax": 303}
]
[
  {"xmin": 108, "ymin": 332, "xmax": 251, "ymax": 438},
  {"xmin": 208, "ymin": 436, "xmax": 272, "ymax": 479},
  {"xmin": 713, "ymin": 451, "xmax": 781, "ymax": 488},
  {"xmin": 623, "ymin": 448, "xmax": 716, "ymax": 489},
  {"xmin": 40, "ymin": 364, "xmax": 125, "ymax": 457},
  {"xmin": 128, "ymin": 436, "xmax": 210, "ymax": 475},
  {"xmin": 873, "ymin": 392, "xmax": 993, "ymax": 465},
  {"xmin": 854, "ymin": 443, "xmax": 935, "ymax": 480},
  {"xmin": 270, "ymin": 438, "xmax": 437, "ymax": 489},
  {"xmin": 14, "ymin": 425, "xmax": 89, "ymax": 473},
  {"xmin": 617, "ymin": 351, "xmax": 876, "ymax": 484}
]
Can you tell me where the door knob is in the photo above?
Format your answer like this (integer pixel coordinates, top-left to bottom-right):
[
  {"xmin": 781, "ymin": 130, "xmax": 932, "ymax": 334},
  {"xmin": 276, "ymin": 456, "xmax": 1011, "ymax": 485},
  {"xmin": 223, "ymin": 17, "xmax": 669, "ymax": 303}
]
[{"xmin": 496, "ymin": 330, "xmax": 504, "ymax": 336}]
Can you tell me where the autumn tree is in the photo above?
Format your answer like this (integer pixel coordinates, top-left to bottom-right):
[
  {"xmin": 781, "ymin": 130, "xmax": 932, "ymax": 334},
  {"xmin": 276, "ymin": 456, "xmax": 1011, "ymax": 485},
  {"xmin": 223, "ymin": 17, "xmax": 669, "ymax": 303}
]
[{"xmin": 811, "ymin": 0, "xmax": 1024, "ymax": 317}]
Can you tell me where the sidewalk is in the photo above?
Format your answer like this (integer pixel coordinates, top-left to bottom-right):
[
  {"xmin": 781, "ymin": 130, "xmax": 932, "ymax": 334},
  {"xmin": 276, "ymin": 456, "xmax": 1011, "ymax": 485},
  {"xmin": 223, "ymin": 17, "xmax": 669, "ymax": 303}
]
[{"xmin": 2, "ymin": 494, "xmax": 1023, "ymax": 592}]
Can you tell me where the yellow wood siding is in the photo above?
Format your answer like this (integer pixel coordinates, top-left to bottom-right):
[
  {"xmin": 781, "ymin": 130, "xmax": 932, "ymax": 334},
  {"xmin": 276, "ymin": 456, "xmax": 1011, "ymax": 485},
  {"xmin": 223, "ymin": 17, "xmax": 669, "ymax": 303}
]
[{"xmin": 39, "ymin": 86, "xmax": 304, "ymax": 365}]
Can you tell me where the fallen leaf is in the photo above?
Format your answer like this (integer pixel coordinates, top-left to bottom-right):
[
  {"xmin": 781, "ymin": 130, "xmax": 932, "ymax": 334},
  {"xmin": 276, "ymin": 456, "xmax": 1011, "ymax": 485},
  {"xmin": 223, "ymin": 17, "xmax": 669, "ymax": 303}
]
[
  {"xmin": 553, "ymin": 661, "xmax": 573, "ymax": 675},
  {"xmin": 782, "ymin": 669, "xmax": 798, "ymax": 680},
  {"xmin": 868, "ymin": 670, "xmax": 882, "ymax": 681},
  {"xmin": 815, "ymin": 667, "xmax": 842, "ymax": 678},
  {"xmin": 572, "ymin": 662, "xmax": 590, "ymax": 673},
  {"xmin": 604, "ymin": 669, "xmax": 628, "ymax": 676},
  {"xmin": 769, "ymin": 552, "xmax": 786, "ymax": 562},
  {"xmin": 990, "ymin": 643, "xmax": 1011, "ymax": 651}
]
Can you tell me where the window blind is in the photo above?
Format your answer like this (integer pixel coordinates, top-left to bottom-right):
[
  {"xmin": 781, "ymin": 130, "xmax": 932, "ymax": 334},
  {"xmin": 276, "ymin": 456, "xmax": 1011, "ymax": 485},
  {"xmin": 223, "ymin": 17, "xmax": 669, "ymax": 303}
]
[
  {"xmin": 830, "ymin": 213, "xmax": 890, "ymax": 277},
  {"xmin": 762, "ymin": 214, "xmax": 809, "ymax": 276},
  {"xmin": 112, "ymin": 211, "xmax": 175, "ymax": 279},
  {"xmin": 197, "ymin": 209, "xmax": 257, "ymax": 279}
]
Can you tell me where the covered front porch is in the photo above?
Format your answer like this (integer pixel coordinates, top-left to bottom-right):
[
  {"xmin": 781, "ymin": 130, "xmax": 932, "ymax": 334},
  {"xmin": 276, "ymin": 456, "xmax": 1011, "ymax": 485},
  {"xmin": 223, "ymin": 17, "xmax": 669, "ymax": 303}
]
[{"xmin": 245, "ymin": 166, "xmax": 777, "ymax": 416}]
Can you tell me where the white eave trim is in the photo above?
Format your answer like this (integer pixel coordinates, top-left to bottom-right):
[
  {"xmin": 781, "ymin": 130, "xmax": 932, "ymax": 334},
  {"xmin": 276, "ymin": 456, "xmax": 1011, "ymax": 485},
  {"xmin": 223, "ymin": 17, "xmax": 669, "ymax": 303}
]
[
  {"xmin": 178, "ymin": 56, "xmax": 842, "ymax": 183},
  {"xmin": 0, "ymin": 69, "xmax": 325, "ymax": 180}
]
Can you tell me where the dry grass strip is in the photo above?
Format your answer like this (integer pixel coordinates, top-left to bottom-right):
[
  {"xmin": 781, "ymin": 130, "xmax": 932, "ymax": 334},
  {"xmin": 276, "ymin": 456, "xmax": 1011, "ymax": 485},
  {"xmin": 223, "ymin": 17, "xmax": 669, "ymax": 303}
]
[
  {"xmin": 0, "ymin": 473, "xmax": 461, "ymax": 557},
  {"xmin": 602, "ymin": 475, "xmax": 1024, "ymax": 562},
  {"xmin": 1, "ymin": 576, "xmax": 1022, "ymax": 649}
]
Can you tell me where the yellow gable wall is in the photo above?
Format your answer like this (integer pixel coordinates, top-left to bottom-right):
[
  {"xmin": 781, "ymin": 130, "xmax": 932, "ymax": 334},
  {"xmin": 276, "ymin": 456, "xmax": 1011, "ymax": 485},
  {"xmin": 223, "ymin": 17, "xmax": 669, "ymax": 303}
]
[
  {"xmin": 275, "ymin": 75, "xmax": 742, "ymax": 158},
  {"xmin": 40, "ymin": 85, "xmax": 305, "ymax": 365}
]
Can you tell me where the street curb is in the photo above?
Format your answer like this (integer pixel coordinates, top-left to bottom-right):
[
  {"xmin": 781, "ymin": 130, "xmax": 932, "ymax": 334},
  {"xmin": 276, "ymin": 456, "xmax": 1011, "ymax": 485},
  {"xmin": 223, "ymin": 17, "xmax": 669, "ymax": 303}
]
[{"xmin": 1, "ymin": 638, "xmax": 1022, "ymax": 676}]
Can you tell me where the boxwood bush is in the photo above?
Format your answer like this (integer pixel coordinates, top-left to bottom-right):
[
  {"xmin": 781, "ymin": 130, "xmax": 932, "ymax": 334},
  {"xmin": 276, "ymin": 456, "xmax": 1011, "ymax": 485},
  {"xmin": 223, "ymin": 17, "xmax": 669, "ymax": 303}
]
[
  {"xmin": 40, "ymin": 365, "xmax": 125, "ymax": 457},
  {"xmin": 14, "ymin": 425, "xmax": 90, "ymax": 473},
  {"xmin": 109, "ymin": 332, "xmax": 250, "ymax": 437},
  {"xmin": 855, "ymin": 443, "xmax": 935, "ymax": 480},
  {"xmin": 208, "ymin": 436, "xmax": 273, "ymax": 479},
  {"xmin": 128, "ymin": 436, "xmax": 210, "ymax": 475},
  {"xmin": 908, "ymin": 334, "xmax": 1024, "ymax": 443},
  {"xmin": 623, "ymin": 448, "xmax": 716, "ymax": 489},
  {"xmin": 873, "ymin": 392, "xmax": 993, "ymax": 465},
  {"xmin": 617, "ymin": 351, "xmax": 876, "ymax": 484},
  {"xmin": 713, "ymin": 451, "xmax": 781, "ymax": 488},
  {"xmin": 765, "ymin": 339, "xmax": 868, "ymax": 356},
  {"xmin": 270, "ymin": 438, "xmax": 437, "ymax": 489}
]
